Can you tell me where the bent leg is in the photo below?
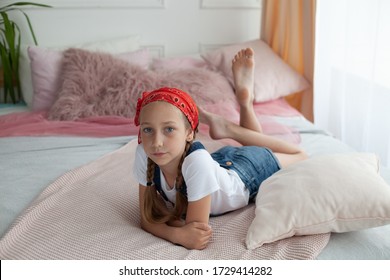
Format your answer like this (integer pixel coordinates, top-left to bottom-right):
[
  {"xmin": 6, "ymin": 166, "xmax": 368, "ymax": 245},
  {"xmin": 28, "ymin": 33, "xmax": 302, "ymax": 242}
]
[
  {"xmin": 232, "ymin": 48, "xmax": 262, "ymax": 133},
  {"xmin": 200, "ymin": 108, "xmax": 303, "ymax": 148},
  {"xmin": 199, "ymin": 47, "xmax": 307, "ymax": 167}
]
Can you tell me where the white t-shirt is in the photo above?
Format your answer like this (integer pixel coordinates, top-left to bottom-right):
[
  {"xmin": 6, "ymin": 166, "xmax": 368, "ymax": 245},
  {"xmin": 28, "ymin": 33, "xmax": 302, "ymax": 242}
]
[{"xmin": 133, "ymin": 143, "xmax": 250, "ymax": 215}]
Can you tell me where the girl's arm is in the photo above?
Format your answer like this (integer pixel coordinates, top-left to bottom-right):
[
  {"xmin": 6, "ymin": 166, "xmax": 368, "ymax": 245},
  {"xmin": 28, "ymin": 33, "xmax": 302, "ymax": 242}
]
[
  {"xmin": 139, "ymin": 184, "xmax": 212, "ymax": 249},
  {"xmin": 186, "ymin": 195, "xmax": 212, "ymax": 224}
]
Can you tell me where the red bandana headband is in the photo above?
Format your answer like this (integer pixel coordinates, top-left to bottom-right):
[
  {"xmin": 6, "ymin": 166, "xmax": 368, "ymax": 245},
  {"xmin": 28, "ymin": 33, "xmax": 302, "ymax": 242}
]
[{"xmin": 134, "ymin": 87, "xmax": 199, "ymax": 143}]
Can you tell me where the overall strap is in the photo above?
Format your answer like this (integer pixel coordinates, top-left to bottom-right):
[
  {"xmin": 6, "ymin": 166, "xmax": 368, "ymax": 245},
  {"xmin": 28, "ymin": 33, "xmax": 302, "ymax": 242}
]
[{"xmin": 153, "ymin": 142, "xmax": 206, "ymax": 201}]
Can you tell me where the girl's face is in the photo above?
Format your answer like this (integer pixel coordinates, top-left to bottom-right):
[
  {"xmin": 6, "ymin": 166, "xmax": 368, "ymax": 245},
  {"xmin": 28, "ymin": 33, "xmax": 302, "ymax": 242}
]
[{"xmin": 139, "ymin": 101, "xmax": 194, "ymax": 171}]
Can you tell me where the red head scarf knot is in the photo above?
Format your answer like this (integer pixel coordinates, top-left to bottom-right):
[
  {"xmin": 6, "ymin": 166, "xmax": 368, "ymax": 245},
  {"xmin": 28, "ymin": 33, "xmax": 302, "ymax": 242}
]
[{"xmin": 134, "ymin": 87, "xmax": 199, "ymax": 143}]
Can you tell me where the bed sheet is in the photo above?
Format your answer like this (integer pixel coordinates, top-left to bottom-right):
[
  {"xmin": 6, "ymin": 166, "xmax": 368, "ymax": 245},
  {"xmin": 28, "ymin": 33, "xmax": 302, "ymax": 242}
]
[{"xmin": 0, "ymin": 135, "xmax": 133, "ymax": 237}]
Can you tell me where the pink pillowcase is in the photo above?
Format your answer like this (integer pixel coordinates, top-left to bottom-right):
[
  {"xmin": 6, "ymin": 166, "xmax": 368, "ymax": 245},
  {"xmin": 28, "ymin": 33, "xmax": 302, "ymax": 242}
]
[
  {"xmin": 201, "ymin": 39, "xmax": 310, "ymax": 103},
  {"xmin": 47, "ymin": 48, "xmax": 235, "ymax": 121},
  {"xmin": 28, "ymin": 46, "xmax": 150, "ymax": 111}
]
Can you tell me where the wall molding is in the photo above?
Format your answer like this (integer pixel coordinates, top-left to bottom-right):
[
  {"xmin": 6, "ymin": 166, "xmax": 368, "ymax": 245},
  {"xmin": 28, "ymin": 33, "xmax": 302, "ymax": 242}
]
[
  {"xmin": 17, "ymin": 0, "xmax": 166, "ymax": 9},
  {"xmin": 200, "ymin": 0, "xmax": 261, "ymax": 9}
]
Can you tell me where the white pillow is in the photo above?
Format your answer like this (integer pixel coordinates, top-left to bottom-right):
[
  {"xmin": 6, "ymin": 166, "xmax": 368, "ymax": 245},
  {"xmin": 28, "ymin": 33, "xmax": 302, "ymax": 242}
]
[
  {"xmin": 201, "ymin": 39, "xmax": 310, "ymax": 103},
  {"xmin": 246, "ymin": 153, "xmax": 390, "ymax": 249},
  {"xmin": 19, "ymin": 35, "xmax": 141, "ymax": 107}
]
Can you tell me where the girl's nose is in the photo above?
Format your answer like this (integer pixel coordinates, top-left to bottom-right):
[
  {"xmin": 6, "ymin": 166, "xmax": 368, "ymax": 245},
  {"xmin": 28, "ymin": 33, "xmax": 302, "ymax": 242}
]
[{"xmin": 152, "ymin": 132, "xmax": 164, "ymax": 148}]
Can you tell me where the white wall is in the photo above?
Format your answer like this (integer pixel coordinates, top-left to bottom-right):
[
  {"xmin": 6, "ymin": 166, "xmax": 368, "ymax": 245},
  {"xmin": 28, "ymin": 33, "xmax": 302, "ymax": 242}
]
[{"xmin": 6, "ymin": 0, "xmax": 262, "ymax": 57}]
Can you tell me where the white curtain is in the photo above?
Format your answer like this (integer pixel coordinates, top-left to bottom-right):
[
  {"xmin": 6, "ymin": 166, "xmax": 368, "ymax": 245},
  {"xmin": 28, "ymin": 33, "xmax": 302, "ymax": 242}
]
[{"xmin": 314, "ymin": 0, "xmax": 390, "ymax": 168}]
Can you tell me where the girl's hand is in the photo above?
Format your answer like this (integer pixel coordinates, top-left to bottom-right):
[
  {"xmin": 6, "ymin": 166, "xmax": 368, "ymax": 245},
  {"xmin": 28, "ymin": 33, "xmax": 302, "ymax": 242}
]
[{"xmin": 176, "ymin": 222, "xmax": 212, "ymax": 250}]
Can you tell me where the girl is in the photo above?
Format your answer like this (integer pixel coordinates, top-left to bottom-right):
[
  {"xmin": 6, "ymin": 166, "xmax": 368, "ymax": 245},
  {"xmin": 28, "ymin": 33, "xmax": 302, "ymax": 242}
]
[{"xmin": 134, "ymin": 48, "xmax": 307, "ymax": 250}]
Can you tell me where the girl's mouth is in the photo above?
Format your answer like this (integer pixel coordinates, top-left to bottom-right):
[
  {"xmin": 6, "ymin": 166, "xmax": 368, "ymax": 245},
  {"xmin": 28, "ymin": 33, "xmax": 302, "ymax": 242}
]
[{"xmin": 152, "ymin": 152, "xmax": 166, "ymax": 157}]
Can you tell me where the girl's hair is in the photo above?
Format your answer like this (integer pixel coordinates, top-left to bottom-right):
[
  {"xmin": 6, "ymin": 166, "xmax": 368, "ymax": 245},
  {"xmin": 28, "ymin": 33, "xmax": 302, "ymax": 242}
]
[{"xmin": 143, "ymin": 117, "xmax": 197, "ymax": 224}]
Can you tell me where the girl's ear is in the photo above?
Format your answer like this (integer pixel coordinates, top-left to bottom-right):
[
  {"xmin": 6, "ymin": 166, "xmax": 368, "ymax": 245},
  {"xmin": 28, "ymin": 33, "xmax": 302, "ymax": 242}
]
[{"xmin": 186, "ymin": 129, "xmax": 195, "ymax": 142}]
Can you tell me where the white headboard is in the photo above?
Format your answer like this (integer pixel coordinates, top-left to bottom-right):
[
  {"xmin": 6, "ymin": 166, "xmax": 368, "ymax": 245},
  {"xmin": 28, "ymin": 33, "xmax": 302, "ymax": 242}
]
[{"xmin": 11, "ymin": 0, "xmax": 262, "ymax": 57}]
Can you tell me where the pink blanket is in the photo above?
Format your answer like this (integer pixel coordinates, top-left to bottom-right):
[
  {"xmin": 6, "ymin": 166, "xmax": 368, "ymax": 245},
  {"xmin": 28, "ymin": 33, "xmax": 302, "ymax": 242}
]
[
  {"xmin": 0, "ymin": 139, "xmax": 329, "ymax": 259},
  {"xmin": 0, "ymin": 99, "xmax": 301, "ymax": 143},
  {"xmin": 0, "ymin": 110, "xmax": 138, "ymax": 137}
]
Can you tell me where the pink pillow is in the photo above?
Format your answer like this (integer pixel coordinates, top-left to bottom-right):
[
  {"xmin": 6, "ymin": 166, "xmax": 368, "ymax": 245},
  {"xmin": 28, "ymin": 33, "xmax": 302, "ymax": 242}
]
[
  {"xmin": 47, "ymin": 48, "xmax": 235, "ymax": 121},
  {"xmin": 201, "ymin": 39, "xmax": 310, "ymax": 103},
  {"xmin": 28, "ymin": 46, "xmax": 150, "ymax": 111}
]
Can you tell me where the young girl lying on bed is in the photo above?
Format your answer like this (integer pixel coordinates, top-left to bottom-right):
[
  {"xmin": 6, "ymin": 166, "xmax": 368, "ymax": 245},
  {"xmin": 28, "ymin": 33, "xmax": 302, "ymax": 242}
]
[{"xmin": 133, "ymin": 48, "xmax": 307, "ymax": 250}]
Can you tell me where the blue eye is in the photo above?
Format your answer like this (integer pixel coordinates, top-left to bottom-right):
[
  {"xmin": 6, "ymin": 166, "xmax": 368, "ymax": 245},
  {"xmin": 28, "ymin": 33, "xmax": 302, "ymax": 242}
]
[
  {"xmin": 165, "ymin": 127, "xmax": 174, "ymax": 133},
  {"xmin": 142, "ymin": 127, "xmax": 152, "ymax": 134}
]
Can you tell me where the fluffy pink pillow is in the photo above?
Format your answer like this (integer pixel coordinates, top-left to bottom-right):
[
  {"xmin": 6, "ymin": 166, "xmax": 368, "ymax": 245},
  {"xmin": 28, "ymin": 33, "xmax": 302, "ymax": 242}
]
[
  {"xmin": 201, "ymin": 39, "xmax": 310, "ymax": 103},
  {"xmin": 47, "ymin": 48, "xmax": 235, "ymax": 121},
  {"xmin": 152, "ymin": 67, "xmax": 236, "ymax": 107},
  {"xmin": 28, "ymin": 46, "xmax": 150, "ymax": 111}
]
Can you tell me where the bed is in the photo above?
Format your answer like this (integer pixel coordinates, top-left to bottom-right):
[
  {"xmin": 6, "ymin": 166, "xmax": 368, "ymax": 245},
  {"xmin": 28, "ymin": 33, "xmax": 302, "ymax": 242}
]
[{"xmin": 1, "ymin": 0, "xmax": 390, "ymax": 260}]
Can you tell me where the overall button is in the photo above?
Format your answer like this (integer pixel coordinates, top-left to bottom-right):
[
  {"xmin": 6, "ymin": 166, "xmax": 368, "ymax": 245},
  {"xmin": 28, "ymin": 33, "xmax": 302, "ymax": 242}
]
[{"xmin": 226, "ymin": 161, "xmax": 233, "ymax": 166}]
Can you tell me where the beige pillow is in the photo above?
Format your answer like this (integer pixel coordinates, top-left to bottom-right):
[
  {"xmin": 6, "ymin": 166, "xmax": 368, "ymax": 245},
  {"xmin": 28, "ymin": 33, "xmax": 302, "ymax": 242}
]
[
  {"xmin": 246, "ymin": 153, "xmax": 390, "ymax": 249},
  {"xmin": 201, "ymin": 39, "xmax": 310, "ymax": 103}
]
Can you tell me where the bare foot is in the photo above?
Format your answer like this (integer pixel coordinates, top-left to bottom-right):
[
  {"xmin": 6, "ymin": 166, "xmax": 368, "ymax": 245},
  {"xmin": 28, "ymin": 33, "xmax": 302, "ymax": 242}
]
[
  {"xmin": 198, "ymin": 107, "xmax": 231, "ymax": 140},
  {"xmin": 232, "ymin": 48, "xmax": 255, "ymax": 107}
]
